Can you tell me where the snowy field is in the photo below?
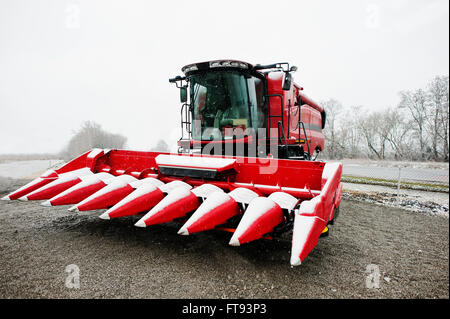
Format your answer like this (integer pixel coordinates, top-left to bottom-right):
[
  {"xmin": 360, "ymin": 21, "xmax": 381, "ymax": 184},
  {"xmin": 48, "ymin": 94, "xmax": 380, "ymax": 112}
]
[{"xmin": 0, "ymin": 159, "xmax": 63, "ymax": 179}]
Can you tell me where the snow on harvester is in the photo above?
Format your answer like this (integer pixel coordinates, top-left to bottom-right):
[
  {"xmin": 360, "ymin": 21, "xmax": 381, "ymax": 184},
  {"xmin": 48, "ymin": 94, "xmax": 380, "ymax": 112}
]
[{"xmin": 2, "ymin": 60, "xmax": 343, "ymax": 266}]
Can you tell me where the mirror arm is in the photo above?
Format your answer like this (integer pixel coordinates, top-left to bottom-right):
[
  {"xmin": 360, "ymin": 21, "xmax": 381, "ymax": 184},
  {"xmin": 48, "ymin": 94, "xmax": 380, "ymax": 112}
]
[{"xmin": 169, "ymin": 76, "xmax": 187, "ymax": 88}]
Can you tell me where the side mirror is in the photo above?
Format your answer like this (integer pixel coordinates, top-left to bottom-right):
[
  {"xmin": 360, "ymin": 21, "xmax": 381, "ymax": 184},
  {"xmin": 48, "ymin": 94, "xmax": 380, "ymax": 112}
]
[
  {"xmin": 282, "ymin": 72, "xmax": 292, "ymax": 91},
  {"xmin": 180, "ymin": 86, "xmax": 187, "ymax": 103},
  {"xmin": 321, "ymin": 110, "xmax": 326, "ymax": 129}
]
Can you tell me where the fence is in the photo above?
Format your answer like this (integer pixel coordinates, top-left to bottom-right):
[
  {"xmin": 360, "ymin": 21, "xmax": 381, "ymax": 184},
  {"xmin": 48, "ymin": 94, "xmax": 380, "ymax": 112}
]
[
  {"xmin": 340, "ymin": 161, "xmax": 449, "ymax": 194},
  {"xmin": 337, "ymin": 160, "xmax": 449, "ymax": 215}
]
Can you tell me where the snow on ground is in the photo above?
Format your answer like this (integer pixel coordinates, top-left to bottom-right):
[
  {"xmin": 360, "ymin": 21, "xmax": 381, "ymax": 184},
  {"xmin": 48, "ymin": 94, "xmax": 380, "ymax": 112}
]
[
  {"xmin": 343, "ymin": 182, "xmax": 448, "ymax": 206},
  {"xmin": 343, "ymin": 183, "xmax": 449, "ymax": 218}
]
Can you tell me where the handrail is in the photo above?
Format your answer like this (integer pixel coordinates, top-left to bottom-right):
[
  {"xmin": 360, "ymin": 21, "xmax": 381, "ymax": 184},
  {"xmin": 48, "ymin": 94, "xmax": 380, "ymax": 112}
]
[
  {"xmin": 277, "ymin": 121, "xmax": 288, "ymax": 149},
  {"xmin": 265, "ymin": 94, "xmax": 284, "ymax": 140}
]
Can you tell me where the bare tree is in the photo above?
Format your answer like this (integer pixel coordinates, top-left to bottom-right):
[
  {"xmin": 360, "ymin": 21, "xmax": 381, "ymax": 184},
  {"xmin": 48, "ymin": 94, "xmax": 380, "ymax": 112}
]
[
  {"xmin": 318, "ymin": 75, "xmax": 448, "ymax": 161},
  {"xmin": 150, "ymin": 140, "xmax": 170, "ymax": 152},
  {"xmin": 398, "ymin": 89, "xmax": 428, "ymax": 159},
  {"xmin": 356, "ymin": 111, "xmax": 384, "ymax": 159},
  {"xmin": 426, "ymin": 76, "xmax": 449, "ymax": 160},
  {"xmin": 429, "ymin": 76, "xmax": 449, "ymax": 160},
  {"xmin": 382, "ymin": 109, "xmax": 410, "ymax": 159},
  {"xmin": 61, "ymin": 121, "xmax": 127, "ymax": 160},
  {"xmin": 340, "ymin": 106, "xmax": 365, "ymax": 158},
  {"xmin": 322, "ymin": 99, "xmax": 343, "ymax": 159},
  {"xmin": 440, "ymin": 76, "xmax": 450, "ymax": 161}
]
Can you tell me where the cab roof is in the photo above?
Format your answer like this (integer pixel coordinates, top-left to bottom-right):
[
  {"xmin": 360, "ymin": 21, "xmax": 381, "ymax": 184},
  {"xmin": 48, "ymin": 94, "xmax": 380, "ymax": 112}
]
[{"xmin": 181, "ymin": 60, "xmax": 254, "ymax": 75}]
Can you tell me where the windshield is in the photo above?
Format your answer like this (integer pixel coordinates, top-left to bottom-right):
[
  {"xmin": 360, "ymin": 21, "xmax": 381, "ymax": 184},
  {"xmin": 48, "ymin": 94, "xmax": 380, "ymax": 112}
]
[{"xmin": 190, "ymin": 71, "xmax": 265, "ymax": 140}]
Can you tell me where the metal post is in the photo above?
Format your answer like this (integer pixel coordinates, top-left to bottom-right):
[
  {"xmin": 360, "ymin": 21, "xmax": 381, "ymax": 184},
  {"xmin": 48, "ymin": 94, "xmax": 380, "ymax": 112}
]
[{"xmin": 397, "ymin": 167, "xmax": 401, "ymax": 200}]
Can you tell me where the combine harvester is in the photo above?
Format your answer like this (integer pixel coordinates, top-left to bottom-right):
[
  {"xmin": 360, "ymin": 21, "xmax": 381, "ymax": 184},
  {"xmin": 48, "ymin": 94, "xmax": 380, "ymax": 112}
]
[{"xmin": 2, "ymin": 60, "xmax": 343, "ymax": 266}]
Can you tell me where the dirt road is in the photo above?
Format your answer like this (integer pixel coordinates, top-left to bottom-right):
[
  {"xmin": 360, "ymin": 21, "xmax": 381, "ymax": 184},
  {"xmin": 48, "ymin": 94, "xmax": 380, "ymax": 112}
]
[{"xmin": 0, "ymin": 177, "xmax": 448, "ymax": 299}]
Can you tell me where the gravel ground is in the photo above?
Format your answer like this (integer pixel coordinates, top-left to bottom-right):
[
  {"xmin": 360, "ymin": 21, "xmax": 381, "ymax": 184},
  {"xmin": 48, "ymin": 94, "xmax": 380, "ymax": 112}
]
[{"xmin": 0, "ymin": 178, "xmax": 448, "ymax": 299}]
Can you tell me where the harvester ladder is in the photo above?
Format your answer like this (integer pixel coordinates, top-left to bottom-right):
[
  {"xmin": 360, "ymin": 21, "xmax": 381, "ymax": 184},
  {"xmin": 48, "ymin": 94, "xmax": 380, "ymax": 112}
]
[
  {"xmin": 266, "ymin": 94, "xmax": 287, "ymax": 146},
  {"xmin": 299, "ymin": 121, "xmax": 311, "ymax": 158}
]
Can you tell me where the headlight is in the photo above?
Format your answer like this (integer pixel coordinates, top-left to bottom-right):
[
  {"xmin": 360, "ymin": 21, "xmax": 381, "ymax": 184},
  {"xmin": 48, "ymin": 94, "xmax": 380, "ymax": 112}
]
[{"xmin": 209, "ymin": 60, "xmax": 249, "ymax": 69}]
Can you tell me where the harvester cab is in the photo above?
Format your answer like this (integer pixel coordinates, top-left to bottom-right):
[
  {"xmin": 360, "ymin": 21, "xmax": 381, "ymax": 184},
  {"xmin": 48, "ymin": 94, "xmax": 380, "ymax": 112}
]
[
  {"xmin": 170, "ymin": 60, "xmax": 326, "ymax": 161},
  {"xmin": 2, "ymin": 60, "xmax": 343, "ymax": 266}
]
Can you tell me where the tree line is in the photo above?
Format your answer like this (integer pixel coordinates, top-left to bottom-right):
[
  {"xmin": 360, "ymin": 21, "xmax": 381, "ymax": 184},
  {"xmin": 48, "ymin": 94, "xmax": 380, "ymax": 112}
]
[
  {"xmin": 321, "ymin": 75, "xmax": 449, "ymax": 162},
  {"xmin": 59, "ymin": 121, "xmax": 170, "ymax": 161},
  {"xmin": 60, "ymin": 121, "xmax": 127, "ymax": 161},
  {"xmin": 59, "ymin": 75, "xmax": 448, "ymax": 162}
]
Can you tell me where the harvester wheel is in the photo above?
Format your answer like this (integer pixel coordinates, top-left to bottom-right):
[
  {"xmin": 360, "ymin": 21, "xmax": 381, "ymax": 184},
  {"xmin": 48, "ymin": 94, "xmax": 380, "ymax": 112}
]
[
  {"xmin": 328, "ymin": 206, "xmax": 340, "ymax": 225},
  {"xmin": 320, "ymin": 226, "xmax": 329, "ymax": 238},
  {"xmin": 333, "ymin": 206, "xmax": 340, "ymax": 221}
]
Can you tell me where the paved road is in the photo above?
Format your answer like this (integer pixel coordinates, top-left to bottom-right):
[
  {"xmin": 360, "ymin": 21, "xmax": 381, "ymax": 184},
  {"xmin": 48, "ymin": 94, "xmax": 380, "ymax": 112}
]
[{"xmin": 343, "ymin": 164, "xmax": 449, "ymax": 185}]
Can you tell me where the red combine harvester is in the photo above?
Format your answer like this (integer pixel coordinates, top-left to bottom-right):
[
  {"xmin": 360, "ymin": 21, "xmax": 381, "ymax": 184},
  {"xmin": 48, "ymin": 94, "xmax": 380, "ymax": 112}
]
[{"xmin": 2, "ymin": 60, "xmax": 343, "ymax": 266}]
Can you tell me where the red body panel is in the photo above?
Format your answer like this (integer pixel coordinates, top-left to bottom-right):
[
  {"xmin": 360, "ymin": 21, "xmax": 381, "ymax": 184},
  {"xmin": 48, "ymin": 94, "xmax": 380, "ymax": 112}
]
[
  {"xmin": 290, "ymin": 163, "xmax": 343, "ymax": 265},
  {"xmin": 298, "ymin": 217, "xmax": 327, "ymax": 262},
  {"xmin": 93, "ymin": 150, "xmax": 325, "ymax": 196},
  {"xmin": 265, "ymin": 74, "xmax": 325, "ymax": 153}
]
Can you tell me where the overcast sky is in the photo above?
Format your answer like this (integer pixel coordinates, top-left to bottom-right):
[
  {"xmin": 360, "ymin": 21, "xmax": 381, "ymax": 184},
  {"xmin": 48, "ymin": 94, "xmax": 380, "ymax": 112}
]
[{"xmin": 0, "ymin": 0, "xmax": 448, "ymax": 154}]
